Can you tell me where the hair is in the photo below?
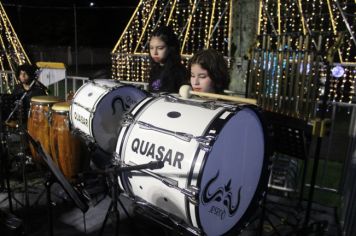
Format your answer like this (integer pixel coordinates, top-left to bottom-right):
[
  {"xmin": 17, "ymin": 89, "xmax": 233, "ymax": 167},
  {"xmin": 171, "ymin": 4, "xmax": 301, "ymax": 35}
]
[
  {"xmin": 16, "ymin": 63, "xmax": 38, "ymax": 83},
  {"xmin": 188, "ymin": 48, "xmax": 229, "ymax": 94},
  {"xmin": 148, "ymin": 25, "xmax": 186, "ymax": 92},
  {"xmin": 149, "ymin": 25, "xmax": 181, "ymax": 65}
]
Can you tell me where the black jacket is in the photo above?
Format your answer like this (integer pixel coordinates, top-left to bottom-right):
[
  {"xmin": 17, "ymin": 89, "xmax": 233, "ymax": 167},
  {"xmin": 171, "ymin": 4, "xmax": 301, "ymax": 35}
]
[
  {"xmin": 12, "ymin": 83, "xmax": 47, "ymax": 121},
  {"xmin": 148, "ymin": 63, "xmax": 188, "ymax": 93}
]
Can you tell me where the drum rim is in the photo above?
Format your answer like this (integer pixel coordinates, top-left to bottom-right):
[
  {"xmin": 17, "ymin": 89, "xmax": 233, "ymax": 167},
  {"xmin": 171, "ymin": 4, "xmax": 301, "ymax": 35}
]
[
  {"xmin": 185, "ymin": 108, "xmax": 231, "ymax": 227},
  {"xmin": 193, "ymin": 105, "xmax": 270, "ymax": 235},
  {"xmin": 91, "ymin": 85, "xmax": 149, "ymax": 153},
  {"xmin": 30, "ymin": 96, "xmax": 63, "ymax": 103},
  {"xmin": 116, "ymin": 96, "xmax": 155, "ymax": 195},
  {"xmin": 71, "ymin": 81, "xmax": 151, "ymax": 154},
  {"xmin": 70, "ymin": 81, "xmax": 120, "ymax": 151},
  {"xmin": 52, "ymin": 102, "xmax": 71, "ymax": 112}
]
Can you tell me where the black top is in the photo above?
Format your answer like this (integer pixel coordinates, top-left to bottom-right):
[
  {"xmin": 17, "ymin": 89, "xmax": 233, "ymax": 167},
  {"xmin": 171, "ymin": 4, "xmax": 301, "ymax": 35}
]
[
  {"xmin": 148, "ymin": 63, "xmax": 188, "ymax": 93},
  {"xmin": 12, "ymin": 83, "xmax": 47, "ymax": 122}
]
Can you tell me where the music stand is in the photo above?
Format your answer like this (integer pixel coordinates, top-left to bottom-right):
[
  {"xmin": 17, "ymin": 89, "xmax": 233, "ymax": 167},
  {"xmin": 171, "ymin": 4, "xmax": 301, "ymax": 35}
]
[{"xmin": 22, "ymin": 128, "xmax": 89, "ymax": 236}]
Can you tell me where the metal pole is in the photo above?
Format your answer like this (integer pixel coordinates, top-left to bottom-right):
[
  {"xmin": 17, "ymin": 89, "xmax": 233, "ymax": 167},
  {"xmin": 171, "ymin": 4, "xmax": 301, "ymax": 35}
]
[{"xmin": 73, "ymin": 4, "xmax": 78, "ymax": 75}]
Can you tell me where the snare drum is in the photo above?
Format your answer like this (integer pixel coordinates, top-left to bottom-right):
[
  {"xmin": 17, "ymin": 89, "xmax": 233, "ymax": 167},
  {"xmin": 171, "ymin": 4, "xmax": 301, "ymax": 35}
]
[
  {"xmin": 70, "ymin": 79, "xmax": 148, "ymax": 153},
  {"xmin": 116, "ymin": 95, "xmax": 269, "ymax": 235},
  {"xmin": 50, "ymin": 102, "xmax": 87, "ymax": 181},
  {"xmin": 27, "ymin": 96, "xmax": 63, "ymax": 164}
]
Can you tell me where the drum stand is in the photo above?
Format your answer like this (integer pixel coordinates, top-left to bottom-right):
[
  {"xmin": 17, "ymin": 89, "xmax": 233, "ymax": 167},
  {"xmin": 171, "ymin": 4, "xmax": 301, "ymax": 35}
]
[
  {"xmin": 83, "ymin": 161, "xmax": 164, "ymax": 236},
  {"xmin": 0, "ymin": 95, "xmax": 24, "ymax": 233},
  {"xmin": 98, "ymin": 171, "xmax": 128, "ymax": 236},
  {"xmin": 0, "ymin": 124, "xmax": 14, "ymax": 212}
]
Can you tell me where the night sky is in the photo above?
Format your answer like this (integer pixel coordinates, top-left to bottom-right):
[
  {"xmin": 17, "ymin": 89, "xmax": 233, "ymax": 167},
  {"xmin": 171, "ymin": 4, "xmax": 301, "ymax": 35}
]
[{"xmin": 2, "ymin": 0, "xmax": 140, "ymax": 48}]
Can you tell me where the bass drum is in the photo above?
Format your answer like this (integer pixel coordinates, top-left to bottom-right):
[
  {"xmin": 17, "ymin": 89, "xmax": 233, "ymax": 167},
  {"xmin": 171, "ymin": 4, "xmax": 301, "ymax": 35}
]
[
  {"xmin": 70, "ymin": 79, "xmax": 148, "ymax": 154},
  {"xmin": 115, "ymin": 95, "xmax": 269, "ymax": 235}
]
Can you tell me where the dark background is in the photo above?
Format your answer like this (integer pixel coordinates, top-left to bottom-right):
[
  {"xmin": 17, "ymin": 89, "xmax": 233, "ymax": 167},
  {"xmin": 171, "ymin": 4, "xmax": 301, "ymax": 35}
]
[{"xmin": 2, "ymin": 0, "xmax": 140, "ymax": 48}]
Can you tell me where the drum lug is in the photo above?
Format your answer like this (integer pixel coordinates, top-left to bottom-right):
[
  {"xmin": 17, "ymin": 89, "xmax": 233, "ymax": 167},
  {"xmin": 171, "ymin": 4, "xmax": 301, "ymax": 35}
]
[
  {"xmin": 182, "ymin": 186, "xmax": 200, "ymax": 205},
  {"xmin": 164, "ymin": 94, "xmax": 218, "ymax": 110},
  {"xmin": 121, "ymin": 114, "xmax": 134, "ymax": 126},
  {"xmin": 164, "ymin": 94, "xmax": 179, "ymax": 102},
  {"xmin": 201, "ymin": 101, "xmax": 218, "ymax": 110},
  {"xmin": 198, "ymin": 143, "xmax": 211, "ymax": 152},
  {"xmin": 73, "ymin": 101, "xmax": 92, "ymax": 113},
  {"xmin": 113, "ymin": 152, "xmax": 121, "ymax": 161},
  {"xmin": 137, "ymin": 121, "xmax": 194, "ymax": 142},
  {"xmin": 195, "ymin": 135, "xmax": 216, "ymax": 152}
]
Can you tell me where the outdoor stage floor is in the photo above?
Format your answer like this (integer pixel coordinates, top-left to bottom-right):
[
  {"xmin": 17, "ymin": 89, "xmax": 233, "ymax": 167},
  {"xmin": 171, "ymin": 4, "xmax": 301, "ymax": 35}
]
[{"xmin": 0, "ymin": 168, "xmax": 341, "ymax": 236}]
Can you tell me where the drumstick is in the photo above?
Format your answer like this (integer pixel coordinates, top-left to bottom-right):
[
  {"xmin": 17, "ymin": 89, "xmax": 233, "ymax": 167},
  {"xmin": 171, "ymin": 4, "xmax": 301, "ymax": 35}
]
[{"xmin": 179, "ymin": 85, "xmax": 257, "ymax": 105}]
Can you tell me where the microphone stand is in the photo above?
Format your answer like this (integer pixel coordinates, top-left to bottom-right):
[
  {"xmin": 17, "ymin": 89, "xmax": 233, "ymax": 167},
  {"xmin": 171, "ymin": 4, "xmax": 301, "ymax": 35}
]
[
  {"xmin": 34, "ymin": 68, "xmax": 50, "ymax": 96},
  {"xmin": 85, "ymin": 161, "xmax": 165, "ymax": 236},
  {"xmin": 3, "ymin": 79, "xmax": 38, "ymax": 234},
  {"xmin": 35, "ymin": 80, "xmax": 49, "ymax": 96},
  {"xmin": 5, "ymin": 79, "xmax": 37, "ymax": 124}
]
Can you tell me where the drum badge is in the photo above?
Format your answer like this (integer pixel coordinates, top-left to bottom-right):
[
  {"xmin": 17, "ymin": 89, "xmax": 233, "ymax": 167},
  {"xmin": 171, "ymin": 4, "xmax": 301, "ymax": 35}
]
[
  {"xmin": 112, "ymin": 96, "xmax": 130, "ymax": 114},
  {"xmin": 202, "ymin": 171, "xmax": 242, "ymax": 219}
]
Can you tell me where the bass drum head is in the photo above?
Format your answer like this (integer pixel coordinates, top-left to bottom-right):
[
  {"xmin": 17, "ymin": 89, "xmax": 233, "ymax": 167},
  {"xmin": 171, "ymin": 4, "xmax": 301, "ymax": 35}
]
[
  {"xmin": 197, "ymin": 107, "xmax": 268, "ymax": 235},
  {"xmin": 92, "ymin": 85, "xmax": 148, "ymax": 153}
]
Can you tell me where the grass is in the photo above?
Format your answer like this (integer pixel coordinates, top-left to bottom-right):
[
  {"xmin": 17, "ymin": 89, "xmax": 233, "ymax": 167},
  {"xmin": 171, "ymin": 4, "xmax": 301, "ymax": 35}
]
[{"xmin": 302, "ymin": 158, "xmax": 343, "ymax": 207}]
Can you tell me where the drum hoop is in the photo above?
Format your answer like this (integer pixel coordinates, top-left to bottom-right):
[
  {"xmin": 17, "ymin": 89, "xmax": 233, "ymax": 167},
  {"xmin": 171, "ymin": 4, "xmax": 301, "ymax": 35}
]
[
  {"xmin": 229, "ymin": 107, "xmax": 270, "ymax": 234},
  {"xmin": 194, "ymin": 106, "xmax": 270, "ymax": 234},
  {"xmin": 71, "ymin": 81, "xmax": 109, "ymax": 112},
  {"xmin": 70, "ymin": 84, "xmax": 115, "ymax": 139},
  {"xmin": 187, "ymin": 108, "xmax": 236, "ymax": 228},
  {"xmin": 71, "ymin": 81, "xmax": 87, "ymax": 101},
  {"xmin": 52, "ymin": 110, "xmax": 69, "ymax": 114},
  {"xmin": 71, "ymin": 81, "xmax": 149, "ymax": 154},
  {"xmin": 91, "ymin": 79, "xmax": 122, "ymax": 90},
  {"xmin": 117, "ymin": 96, "xmax": 155, "ymax": 195},
  {"xmin": 89, "ymin": 83, "xmax": 148, "ymax": 128},
  {"xmin": 30, "ymin": 101, "xmax": 58, "ymax": 106}
]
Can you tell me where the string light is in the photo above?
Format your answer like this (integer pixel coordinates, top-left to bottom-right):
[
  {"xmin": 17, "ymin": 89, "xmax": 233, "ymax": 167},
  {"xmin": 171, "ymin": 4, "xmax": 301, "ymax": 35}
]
[
  {"xmin": 0, "ymin": 2, "xmax": 30, "ymax": 93},
  {"xmin": 255, "ymin": 0, "xmax": 355, "ymax": 109},
  {"xmin": 112, "ymin": 0, "xmax": 232, "ymax": 83}
]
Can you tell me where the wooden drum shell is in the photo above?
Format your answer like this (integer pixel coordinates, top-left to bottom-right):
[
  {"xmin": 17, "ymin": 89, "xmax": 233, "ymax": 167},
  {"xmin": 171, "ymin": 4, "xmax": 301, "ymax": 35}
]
[
  {"xmin": 27, "ymin": 96, "xmax": 63, "ymax": 164},
  {"xmin": 50, "ymin": 102, "xmax": 87, "ymax": 181}
]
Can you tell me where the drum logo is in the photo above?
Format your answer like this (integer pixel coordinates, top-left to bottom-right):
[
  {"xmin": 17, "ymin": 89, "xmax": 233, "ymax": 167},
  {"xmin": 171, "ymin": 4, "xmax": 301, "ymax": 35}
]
[
  {"xmin": 131, "ymin": 138, "xmax": 184, "ymax": 169},
  {"xmin": 74, "ymin": 112, "xmax": 88, "ymax": 127},
  {"xmin": 202, "ymin": 171, "xmax": 242, "ymax": 220},
  {"xmin": 111, "ymin": 96, "xmax": 137, "ymax": 114}
]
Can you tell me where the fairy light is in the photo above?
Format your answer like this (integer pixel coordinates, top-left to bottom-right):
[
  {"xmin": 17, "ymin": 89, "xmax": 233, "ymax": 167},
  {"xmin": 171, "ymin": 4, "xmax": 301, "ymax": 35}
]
[
  {"xmin": 0, "ymin": 2, "xmax": 31, "ymax": 93},
  {"xmin": 112, "ymin": 0, "xmax": 233, "ymax": 82}
]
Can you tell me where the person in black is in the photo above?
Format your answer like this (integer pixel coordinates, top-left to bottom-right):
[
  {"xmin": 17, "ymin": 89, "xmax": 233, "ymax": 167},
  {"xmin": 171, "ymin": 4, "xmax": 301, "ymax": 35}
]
[
  {"xmin": 12, "ymin": 64, "xmax": 47, "ymax": 122},
  {"xmin": 148, "ymin": 25, "xmax": 188, "ymax": 93}
]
